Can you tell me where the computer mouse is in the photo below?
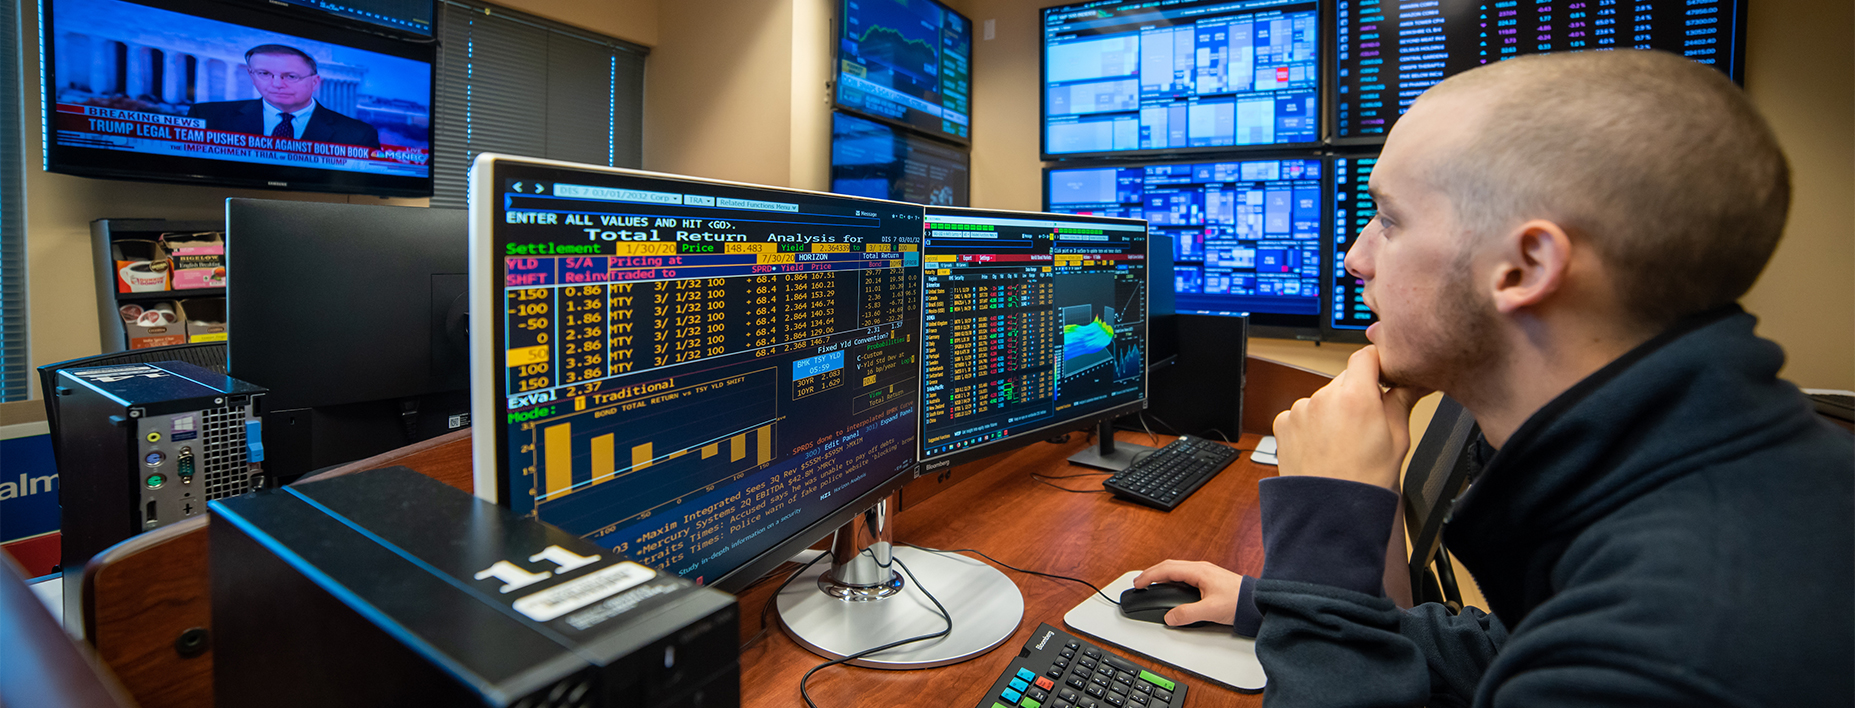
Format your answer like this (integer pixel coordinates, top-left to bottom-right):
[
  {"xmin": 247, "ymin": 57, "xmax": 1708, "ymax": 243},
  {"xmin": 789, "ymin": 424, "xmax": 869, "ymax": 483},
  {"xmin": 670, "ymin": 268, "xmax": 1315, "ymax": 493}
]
[{"xmin": 1118, "ymin": 582, "xmax": 1204, "ymax": 625}]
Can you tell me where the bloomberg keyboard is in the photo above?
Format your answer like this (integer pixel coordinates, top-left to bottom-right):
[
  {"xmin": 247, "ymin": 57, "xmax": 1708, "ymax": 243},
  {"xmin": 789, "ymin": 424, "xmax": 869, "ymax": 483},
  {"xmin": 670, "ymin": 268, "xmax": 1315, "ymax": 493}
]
[
  {"xmin": 977, "ymin": 623, "xmax": 1187, "ymax": 708},
  {"xmin": 1103, "ymin": 435, "xmax": 1243, "ymax": 511}
]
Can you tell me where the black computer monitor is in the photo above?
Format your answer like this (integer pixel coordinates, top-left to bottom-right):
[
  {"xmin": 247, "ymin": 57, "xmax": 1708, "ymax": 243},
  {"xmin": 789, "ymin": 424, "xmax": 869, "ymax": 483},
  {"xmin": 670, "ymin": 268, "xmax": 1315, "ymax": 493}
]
[
  {"xmin": 1326, "ymin": 152, "xmax": 1378, "ymax": 342},
  {"xmin": 917, "ymin": 206, "xmax": 1150, "ymax": 472},
  {"xmin": 225, "ymin": 199, "xmax": 469, "ymax": 481},
  {"xmin": 830, "ymin": 111, "xmax": 971, "ymax": 207},
  {"xmin": 1040, "ymin": 0, "xmax": 1322, "ymax": 159},
  {"xmin": 1330, "ymin": 0, "xmax": 1748, "ymax": 141},
  {"xmin": 468, "ymin": 156, "xmax": 926, "ymax": 593},
  {"xmin": 1046, "ymin": 155, "xmax": 1325, "ymax": 338}
]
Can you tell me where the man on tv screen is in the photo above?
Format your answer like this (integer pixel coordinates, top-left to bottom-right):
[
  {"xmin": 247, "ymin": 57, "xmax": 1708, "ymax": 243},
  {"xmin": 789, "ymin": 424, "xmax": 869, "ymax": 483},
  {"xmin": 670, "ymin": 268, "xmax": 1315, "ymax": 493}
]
[{"xmin": 188, "ymin": 44, "xmax": 381, "ymax": 149}]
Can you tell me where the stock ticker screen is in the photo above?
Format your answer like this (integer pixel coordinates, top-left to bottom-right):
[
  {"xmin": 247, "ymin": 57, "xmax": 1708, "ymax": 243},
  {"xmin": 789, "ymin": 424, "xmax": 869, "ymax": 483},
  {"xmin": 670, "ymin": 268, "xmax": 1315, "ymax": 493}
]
[
  {"xmin": 1331, "ymin": 155, "xmax": 1379, "ymax": 332},
  {"xmin": 1334, "ymin": 0, "xmax": 1746, "ymax": 138},
  {"xmin": 920, "ymin": 209, "xmax": 1148, "ymax": 461},
  {"xmin": 836, "ymin": 0, "xmax": 973, "ymax": 141},
  {"xmin": 1049, "ymin": 158, "xmax": 1322, "ymax": 319},
  {"xmin": 1041, "ymin": 0, "xmax": 1321, "ymax": 157},
  {"xmin": 489, "ymin": 166, "xmax": 923, "ymax": 584}
]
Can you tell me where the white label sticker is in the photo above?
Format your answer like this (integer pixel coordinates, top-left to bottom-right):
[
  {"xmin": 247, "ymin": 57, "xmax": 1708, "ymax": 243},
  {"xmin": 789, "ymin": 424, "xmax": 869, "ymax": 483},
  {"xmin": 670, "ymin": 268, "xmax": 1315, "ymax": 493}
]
[{"xmin": 512, "ymin": 562, "xmax": 657, "ymax": 622}]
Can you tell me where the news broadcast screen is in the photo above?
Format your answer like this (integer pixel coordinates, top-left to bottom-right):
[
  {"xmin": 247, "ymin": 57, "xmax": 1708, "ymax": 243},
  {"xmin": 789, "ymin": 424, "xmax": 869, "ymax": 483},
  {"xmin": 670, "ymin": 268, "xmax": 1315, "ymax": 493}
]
[{"xmin": 44, "ymin": 0, "xmax": 434, "ymax": 196}]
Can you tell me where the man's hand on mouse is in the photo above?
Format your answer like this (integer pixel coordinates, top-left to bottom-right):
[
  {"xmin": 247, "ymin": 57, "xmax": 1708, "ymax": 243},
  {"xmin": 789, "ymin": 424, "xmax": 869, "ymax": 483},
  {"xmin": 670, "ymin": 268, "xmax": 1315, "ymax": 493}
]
[
  {"xmin": 1272, "ymin": 345, "xmax": 1430, "ymax": 490},
  {"xmin": 1131, "ymin": 560, "xmax": 1245, "ymax": 627}
]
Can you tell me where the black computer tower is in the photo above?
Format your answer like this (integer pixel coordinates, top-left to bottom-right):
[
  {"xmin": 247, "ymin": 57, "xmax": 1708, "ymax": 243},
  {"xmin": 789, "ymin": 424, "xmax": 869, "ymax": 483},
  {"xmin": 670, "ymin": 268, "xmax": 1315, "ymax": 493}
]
[
  {"xmin": 1144, "ymin": 315, "xmax": 1247, "ymax": 438},
  {"xmin": 51, "ymin": 360, "xmax": 268, "ymax": 632},
  {"xmin": 210, "ymin": 467, "xmax": 740, "ymax": 708}
]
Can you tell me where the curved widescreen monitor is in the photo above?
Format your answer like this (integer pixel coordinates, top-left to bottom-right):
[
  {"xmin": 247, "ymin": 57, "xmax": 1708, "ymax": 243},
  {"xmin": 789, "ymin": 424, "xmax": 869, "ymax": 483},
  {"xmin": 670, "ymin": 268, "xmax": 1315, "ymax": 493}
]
[
  {"xmin": 1045, "ymin": 156, "xmax": 1324, "ymax": 335},
  {"xmin": 1331, "ymin": 0, "xmax": 1748, "ymax": 140},
  {"xmin": 830, "ymin": 111, "xmax": 971, "ymax": 206},
  {"xmin": 1040, "ymin": 0, "xmax": 1321, "ymax": 159},
  {"xmin": 835, "ymin": 0, "xmax": 972, "ymax": 143},
  {"xmin": 43, "ymin": 0, "xmax": 433, "ymax": 196},
  {"xmin": 470, "ymin": 156, "xmax": 925, "ymax": 591},
  {"xmin": 918, "ymin": 207, "xmax": 1149, "ymax": 469}
]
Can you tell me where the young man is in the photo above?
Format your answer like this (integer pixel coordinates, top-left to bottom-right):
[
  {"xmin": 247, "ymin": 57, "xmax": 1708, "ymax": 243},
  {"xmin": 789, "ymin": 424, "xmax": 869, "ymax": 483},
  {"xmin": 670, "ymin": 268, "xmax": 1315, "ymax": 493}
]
[
  {"xmin": 1134, "ymin": 50, "xmax": 1853, "ymax": 706},
  {"xmin": 188, "ymin": 44, "xmax": 381, "ymax": 149}
]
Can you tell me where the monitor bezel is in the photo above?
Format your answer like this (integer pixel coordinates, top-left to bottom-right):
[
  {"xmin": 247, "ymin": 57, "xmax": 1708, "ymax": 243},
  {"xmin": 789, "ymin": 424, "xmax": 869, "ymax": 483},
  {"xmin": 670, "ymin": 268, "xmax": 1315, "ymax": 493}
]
[
  {"xmin": 830, "ymin": 0, "xmax": 975, "ymax": 147},
  {"xmin": 1040, "ymin": 152, "xmax": 1333, "ymax": 340},
  {"xmin": 1037, "ymin": 0, "xmax": 1328, "ymax": 162},
  {"xmin": 468, "ymin": 154, "xmax": 926, "ymax": 593},
  {"xmin": 40, "ymin": 0, "xmax": 437, "ymax": 197},
  {"xmin": 915, "ymin": 204, "xmax": 1151, "ymax": 471}
]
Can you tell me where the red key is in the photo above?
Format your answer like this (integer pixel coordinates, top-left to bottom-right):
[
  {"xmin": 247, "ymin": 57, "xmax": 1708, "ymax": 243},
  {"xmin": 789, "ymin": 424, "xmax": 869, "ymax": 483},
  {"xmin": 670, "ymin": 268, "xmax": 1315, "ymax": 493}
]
[{"xmin": 1035, "ymin": 677, "xmax": 1056, "ymax": 691}]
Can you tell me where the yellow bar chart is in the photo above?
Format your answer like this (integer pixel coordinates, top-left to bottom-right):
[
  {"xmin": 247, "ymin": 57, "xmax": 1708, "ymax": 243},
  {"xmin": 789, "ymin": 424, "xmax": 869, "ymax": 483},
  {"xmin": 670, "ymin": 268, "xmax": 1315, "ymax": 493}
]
[{"xmin": 545, "ymin": 423, "xmax": 573, "ymax": 500}]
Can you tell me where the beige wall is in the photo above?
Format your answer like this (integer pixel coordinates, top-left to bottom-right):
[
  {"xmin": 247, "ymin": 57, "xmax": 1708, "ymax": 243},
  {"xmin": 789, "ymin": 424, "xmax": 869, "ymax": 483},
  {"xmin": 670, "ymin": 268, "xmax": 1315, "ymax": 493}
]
[
  {"xmin": 1738, "ymin": 0, "xmax": 1855, "ymax": 390},
  {"xmin": 642, "ymin": 0, "xmax": 835, "ymax": 191},
  {"xmin": 493, "ymin": 0, "xmax": 658, "ymax": 47},
  {"xmin": 959, "ymin": 0, "xmax": 1855, "ymax": 389}
]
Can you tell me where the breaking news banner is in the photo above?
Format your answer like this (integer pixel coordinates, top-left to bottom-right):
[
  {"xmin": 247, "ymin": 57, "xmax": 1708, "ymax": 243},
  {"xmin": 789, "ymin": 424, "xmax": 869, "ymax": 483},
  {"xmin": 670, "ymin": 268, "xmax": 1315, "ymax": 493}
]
[{"xmin": 51, "ymin": 0, "xmax": 432, "ymax": 178}]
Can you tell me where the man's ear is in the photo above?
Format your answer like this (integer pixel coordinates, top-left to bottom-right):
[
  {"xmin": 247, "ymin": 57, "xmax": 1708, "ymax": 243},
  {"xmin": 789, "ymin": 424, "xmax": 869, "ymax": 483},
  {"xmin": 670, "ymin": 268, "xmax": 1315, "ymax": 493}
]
[{"xmin": 1486, "ymin": 220, "xmax": 1572, "ymax": 314}]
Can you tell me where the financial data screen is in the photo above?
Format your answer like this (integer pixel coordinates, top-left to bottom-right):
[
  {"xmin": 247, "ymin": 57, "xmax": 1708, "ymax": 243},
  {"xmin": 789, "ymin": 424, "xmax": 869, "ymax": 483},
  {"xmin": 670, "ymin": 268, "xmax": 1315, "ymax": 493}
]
[
  {"xmin": 1048, "ymin": 158, "xmax": 1322, "ymax": 318},
  {"xmin": 831, "ymin": 111, "xmax": 971, "ymax": 207},
  {"xmin": 489, "ymin": 164, "xmax": 923, "ymax": 585},
  {"xmin": 1334, "ymin": 0, "xmax": 1746, "ymax": 138},
  {"xmin": 920, "ymin": 209, "xmax": 1148, "ymax": 461},
  {"xmin": 837, "ymin": 0, "xmax": 973, "ymax": 142},
  {"xmin": 1331, "ymin": 155, "xmax": 1378, "ymax": 332},
  {"xmin": 1041, "ymin": 0, "xmax": 1320, "ymax": 157}
]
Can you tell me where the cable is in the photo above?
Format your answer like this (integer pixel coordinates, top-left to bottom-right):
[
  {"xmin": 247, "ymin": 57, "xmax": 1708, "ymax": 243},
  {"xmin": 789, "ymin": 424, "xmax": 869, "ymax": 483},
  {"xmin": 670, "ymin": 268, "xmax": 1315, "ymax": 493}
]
[
  {"xmin": 900, "ymin": 542, "xmax": 1121, "ymax": 606},
  {"xmin": 740, "ymin": 549, "xmax": 828, "ymax": 652},
  {"xmin": 797, "ymin": 555, "xmax": 950, "ymax": 708},
  {"xmin": 1030, "ymin": 474, "xmax": 1113, "ymax": 493}
]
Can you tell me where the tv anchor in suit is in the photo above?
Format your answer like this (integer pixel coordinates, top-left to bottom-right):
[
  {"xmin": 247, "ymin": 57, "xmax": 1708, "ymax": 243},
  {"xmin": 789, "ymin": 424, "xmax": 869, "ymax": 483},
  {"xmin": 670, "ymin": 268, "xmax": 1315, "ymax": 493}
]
[{"xmin": 188, "ymin": 44, "xmax": 380, "ymax": 149}]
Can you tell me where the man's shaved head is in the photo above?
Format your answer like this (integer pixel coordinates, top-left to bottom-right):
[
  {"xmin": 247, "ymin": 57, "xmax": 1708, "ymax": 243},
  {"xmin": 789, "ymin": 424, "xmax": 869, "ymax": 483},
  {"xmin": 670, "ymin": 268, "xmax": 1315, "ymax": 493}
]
[{"xmin": 1412, "ymin": 50, "xmax": 1789, "ymax": 330}]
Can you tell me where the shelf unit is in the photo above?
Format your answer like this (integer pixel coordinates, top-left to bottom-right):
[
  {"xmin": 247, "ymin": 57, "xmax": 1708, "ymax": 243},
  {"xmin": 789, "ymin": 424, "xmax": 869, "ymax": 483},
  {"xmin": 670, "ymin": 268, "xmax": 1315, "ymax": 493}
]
[{"xmin": 91, "ymin": 218, "xmax": 226, "ymax": 352}]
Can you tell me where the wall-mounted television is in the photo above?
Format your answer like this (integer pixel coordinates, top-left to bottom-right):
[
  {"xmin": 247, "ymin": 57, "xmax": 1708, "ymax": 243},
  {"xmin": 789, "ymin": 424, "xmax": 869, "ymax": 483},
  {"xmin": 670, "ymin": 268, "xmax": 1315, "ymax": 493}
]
[
  {"xmin": 830, "ymin": 111, "xmax": 969, "ymax": 206},
  {"xmin": 1331, "ymin": 0, "xmax": 1749, "ymax": 140},
  {"xmin": 1040, "ymin": 0, "xmax": 1322, "ymax": 160},
  {"xmin": 1047, "ymin": 155, "xmax": 1327, "ymax": 338},
  {"xmin": 269, "ymin": 0, "xmax": 435, "ymax": 38},
  {"xmin": 835, "ymin": 0, "xmax": 972, "ymax": 143},
  {"xmin": 43, "ymin": 0, "xmax": 434, "ymax": 197}
]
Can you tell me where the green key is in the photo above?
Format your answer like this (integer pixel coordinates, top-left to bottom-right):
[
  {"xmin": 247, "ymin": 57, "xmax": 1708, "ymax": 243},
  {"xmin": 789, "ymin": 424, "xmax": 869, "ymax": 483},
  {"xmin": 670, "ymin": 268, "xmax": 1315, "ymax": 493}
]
[
  {"xmin": 1021, "ymin": 700, "xmax": 1042, "ymax": 708},
  {"xmin": 1138, "ymin": 670, "xmax": 1176, "ymax": 692},
  {"xmin": 992, "ymin": 703, "xmax": 1012, "ymax": 708}
]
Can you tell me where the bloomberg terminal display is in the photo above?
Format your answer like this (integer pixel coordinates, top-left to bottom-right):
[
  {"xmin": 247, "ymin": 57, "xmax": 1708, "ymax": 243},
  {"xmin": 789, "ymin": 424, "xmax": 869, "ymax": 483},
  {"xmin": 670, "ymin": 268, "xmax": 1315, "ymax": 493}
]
[
  {"xmin": 43, "ymin": 0, "xmax": 434, "ymax": 196},
  {"xmin": 835, "ymin": 0, "xmax": 973, "ymax": 143},
  {"xmin": 474, "ymin": 158, "xmax": 925, "ymax": 589},
  {"xmin": 1332, "ymin": 0, "xmax": 1747, "ymax": 139},
  {"xmin": 1041, "ymin": 0, "xmax": 1321, "ymax": 159},
  {"xmin": 1047, "ymin": 158, "xmax": 1323, "ymax": 329},
  {"xmin": 919, "ymin": 208, "xmax": 1149, "ymax": 464}
]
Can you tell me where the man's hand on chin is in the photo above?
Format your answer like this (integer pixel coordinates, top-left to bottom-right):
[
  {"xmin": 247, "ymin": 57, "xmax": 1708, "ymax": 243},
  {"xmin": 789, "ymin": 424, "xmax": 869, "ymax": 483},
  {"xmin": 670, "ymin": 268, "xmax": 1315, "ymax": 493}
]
[{"xmin": 1272, "ymin": 346, "xmax": 1430, "ymax": 491}]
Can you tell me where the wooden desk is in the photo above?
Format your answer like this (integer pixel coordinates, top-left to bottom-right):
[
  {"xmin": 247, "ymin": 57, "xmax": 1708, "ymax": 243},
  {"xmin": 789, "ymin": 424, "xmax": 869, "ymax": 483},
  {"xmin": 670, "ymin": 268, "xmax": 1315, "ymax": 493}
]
[{"xmin": 735, "ymin": 430, "xmax": 1273, "ymax": 708}]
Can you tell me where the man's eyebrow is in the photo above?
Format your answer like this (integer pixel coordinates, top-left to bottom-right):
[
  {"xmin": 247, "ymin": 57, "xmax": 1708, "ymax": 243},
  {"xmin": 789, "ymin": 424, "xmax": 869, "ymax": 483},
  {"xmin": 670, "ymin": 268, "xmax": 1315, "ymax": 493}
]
[{"xmin": 1367, "ymin": 182, "xmax": 1394, "ymax": 211}]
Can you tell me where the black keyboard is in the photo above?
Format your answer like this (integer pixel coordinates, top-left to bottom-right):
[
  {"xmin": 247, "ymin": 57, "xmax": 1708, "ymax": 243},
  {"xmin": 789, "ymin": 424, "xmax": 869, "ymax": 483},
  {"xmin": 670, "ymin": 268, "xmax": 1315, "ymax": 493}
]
[
  {"xmin": 1103, "ymin": 435, "xmax": 1242, "ymax": 511},
  {"xmin": 976, "ymin": 623, "xmax": 1187, "ymax": 708}
]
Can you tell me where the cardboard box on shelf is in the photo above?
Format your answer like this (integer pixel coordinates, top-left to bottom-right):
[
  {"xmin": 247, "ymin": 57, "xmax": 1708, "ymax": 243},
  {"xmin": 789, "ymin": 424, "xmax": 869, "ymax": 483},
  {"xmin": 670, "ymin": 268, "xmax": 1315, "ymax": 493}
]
[
  {"xmin": 162, "ymin": 231, "xmax": 226, "ymax": 290},
  {"xmin": 112, "ymin": 239, "xmax": 169, "ymax": 293},
  {"xmin": 182, "ymin": 297, "xmax": 227, "ymax": 343},
  {"xmin": 118, "ymin": 300, "xmax": 188, "ymax": 349}
]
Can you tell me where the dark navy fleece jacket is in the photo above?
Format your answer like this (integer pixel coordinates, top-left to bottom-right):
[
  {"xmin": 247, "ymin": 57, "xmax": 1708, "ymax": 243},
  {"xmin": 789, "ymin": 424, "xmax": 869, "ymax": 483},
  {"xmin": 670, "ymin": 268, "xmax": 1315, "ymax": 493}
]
[{"xmin": 1235, "ymin": 308, "xmax": 1854, "ymax": 707}]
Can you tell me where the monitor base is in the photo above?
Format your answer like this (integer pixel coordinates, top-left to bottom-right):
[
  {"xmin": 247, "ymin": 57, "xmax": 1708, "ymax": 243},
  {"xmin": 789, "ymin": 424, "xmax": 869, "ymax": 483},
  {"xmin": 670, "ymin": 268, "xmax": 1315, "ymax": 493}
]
[
  {"xmin": 1066, "ymin": 420, "xmax": 1156, "ymax": 472},
  {"xmin": 777, "ymin": 546, "xmax": 1023, "ymax": 669}
]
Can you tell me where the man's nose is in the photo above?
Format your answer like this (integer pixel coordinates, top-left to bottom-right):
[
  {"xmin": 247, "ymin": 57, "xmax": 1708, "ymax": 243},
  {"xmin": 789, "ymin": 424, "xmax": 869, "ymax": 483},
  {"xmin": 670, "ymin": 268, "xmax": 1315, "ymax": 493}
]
[{"xmin": 1345, "ymin": 234, "xmax": 1374, "ymax": 280}]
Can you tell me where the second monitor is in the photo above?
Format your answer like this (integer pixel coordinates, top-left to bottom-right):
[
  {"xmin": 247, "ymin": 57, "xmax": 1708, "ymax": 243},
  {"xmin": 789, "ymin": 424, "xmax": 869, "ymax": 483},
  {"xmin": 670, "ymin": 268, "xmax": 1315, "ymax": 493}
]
[{"xmin": 919, "ymin": 207, "xmax": 1150, "ymax": 470}]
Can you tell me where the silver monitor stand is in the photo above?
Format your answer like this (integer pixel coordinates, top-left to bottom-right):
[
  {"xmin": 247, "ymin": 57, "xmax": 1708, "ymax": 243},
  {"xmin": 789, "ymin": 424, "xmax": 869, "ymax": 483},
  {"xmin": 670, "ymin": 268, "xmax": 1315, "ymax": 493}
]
[{"xmin": 776, "ymin": 491, "xmax": 1024, "ymax": 668}]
